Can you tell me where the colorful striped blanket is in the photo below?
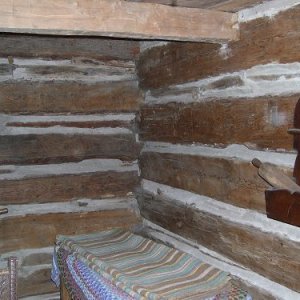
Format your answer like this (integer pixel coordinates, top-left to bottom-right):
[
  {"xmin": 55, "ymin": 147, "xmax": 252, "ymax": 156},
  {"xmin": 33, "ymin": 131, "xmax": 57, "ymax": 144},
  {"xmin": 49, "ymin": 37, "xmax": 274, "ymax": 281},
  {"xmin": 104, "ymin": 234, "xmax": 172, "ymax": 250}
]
[{"xmin": 54, "ymin": 228, "xmax": 251, "ymax": 300}]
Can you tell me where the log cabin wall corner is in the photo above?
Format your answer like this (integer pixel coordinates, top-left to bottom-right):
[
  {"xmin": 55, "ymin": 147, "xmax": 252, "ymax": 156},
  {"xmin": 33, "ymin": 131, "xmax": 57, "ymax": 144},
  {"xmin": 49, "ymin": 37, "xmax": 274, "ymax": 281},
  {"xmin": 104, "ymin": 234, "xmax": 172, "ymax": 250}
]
[
  {"xmin": 0, "ymin": 34, "xmax": 142, "ymax": 298},
  {"xmin": 137, "ymin": 2, "xmax": 300, "ymax": 299},
  {"xmin": 0, "ymin": 0, "xmax": 300, "ymax": 299}
]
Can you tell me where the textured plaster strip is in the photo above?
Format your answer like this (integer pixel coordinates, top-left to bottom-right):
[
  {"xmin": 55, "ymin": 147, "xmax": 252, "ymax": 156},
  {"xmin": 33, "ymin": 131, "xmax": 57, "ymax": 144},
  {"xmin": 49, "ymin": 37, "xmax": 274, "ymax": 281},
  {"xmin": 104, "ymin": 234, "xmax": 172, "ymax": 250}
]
[
  {"xmin": 0, "ymin": 159, "xmax": 138, "ymax": 180},
  {"xmin": 0, "ymin": 57, "xmax": 136, "ymax": 82},
  {"xmin": 9, "ymin": 68, "xmax": 136, "ymax": 82},
  {"xmin": 0, "ymin": 58, "xmax": 135, "ymax": 68},
  {"xmin": 146, "ymin": 63, "xmax": 300, "ymax": 105},
  {"xmin": 0, "ymin": 113, "xmax": 135, "ymax": 123},
  {"xmin": 238, "ymin": 0, "xmax": 300, "ymax": 23},
  {"xmin": 0, "ymin": 113, "xmax": 135, "ymax": 135},
  {"xmin": 142, "ymin": 142, "xmax": 296, "ymax": 168},
  {"xmin": 0, "ymin": 197, "xmax": 137, "ymax": 219},
  {"xmin": 0, "ymin": 125, "xmax": 132, "ymax": 136},
  {"xmin": 142, "ymin": 220, "xmax": 300, "ymax": 300},
  {"xmin": 142, "ymin": 179, "xmax": 300, "ymax": 242}
]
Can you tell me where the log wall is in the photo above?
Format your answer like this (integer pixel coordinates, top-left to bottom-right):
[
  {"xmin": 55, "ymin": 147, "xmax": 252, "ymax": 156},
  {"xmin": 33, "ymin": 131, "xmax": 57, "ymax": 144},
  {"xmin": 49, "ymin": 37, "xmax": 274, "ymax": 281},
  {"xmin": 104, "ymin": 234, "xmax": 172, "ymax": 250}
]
[
  {"xmin": 137, "ymin": 4, "xmax": 300, "ymax": 297},
  {"xmin": 0, "ymin": 35, "xmax": 141, "ymax": 298}
]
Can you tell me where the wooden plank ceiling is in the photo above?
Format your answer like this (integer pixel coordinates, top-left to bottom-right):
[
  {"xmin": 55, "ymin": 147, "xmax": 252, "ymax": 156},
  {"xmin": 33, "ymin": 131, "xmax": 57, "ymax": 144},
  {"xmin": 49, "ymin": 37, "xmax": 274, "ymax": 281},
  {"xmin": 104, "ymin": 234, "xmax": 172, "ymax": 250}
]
[
  {"xmin": 0, "ymin": 0, "xmax": 239, "ymax": 43},
  {"xmin": 126, "ymin": 0, "xmax": 272, "ymax": 12}
]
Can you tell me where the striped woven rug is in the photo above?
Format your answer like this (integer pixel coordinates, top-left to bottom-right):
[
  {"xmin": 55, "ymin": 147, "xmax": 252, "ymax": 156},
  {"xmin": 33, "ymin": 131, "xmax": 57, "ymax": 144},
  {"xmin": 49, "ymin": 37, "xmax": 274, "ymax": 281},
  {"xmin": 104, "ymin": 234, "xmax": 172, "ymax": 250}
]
[{"xmin": 57, "ymin": 228, "xmax": 231, "ymax": 300}]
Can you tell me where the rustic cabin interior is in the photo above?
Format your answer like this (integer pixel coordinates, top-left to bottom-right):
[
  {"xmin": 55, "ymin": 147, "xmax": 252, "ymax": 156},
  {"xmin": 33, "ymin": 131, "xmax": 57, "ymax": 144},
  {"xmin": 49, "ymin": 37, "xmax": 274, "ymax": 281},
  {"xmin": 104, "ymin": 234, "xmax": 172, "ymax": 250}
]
[{"xmin": 0, "ymin": 0, "xmax": 300, "ymax": 299}]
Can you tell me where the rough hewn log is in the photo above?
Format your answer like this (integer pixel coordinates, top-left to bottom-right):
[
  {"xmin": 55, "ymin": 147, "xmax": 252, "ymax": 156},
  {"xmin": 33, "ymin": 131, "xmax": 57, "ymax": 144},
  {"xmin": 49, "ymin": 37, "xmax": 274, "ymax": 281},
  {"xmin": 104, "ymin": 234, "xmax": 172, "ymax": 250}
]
[
  {"xmin": 137, "ymin": 5, "xmax": 300, "ymax": 89},
  {"xmin": 0, "ymin": 34, "xmax": 139, "ymax": 60},
  {"xmin": 0, "ymin": 0, "xmax": 239, "ymax": 43},
  {"xmin": 138, "ymin": 190, "xmax": 300, "ymax": 292},
  {"xmin": 140, "ymin": 96, "xmax": 297, "ymax": 151},
  {"xmin": 0, "ymin": 81, "xmax": 142, "ymax": 114},
  {"xmin": 0, "ymin": 59, "xmax": 135, "ymax": 82},
  {"xmin": 0, "ymin": 171, "xmax": 138, "ymax": 205},
  {"xmin": 0, "ymin": 209, "xmax": 139, "ymax": 253},
  {"xmin": 0, "ymin": 133, "xmax": 140, "ymax": 164},
  {"xmin": 140, "ymin": 152, "xmax": 293, "ymax": 212}
]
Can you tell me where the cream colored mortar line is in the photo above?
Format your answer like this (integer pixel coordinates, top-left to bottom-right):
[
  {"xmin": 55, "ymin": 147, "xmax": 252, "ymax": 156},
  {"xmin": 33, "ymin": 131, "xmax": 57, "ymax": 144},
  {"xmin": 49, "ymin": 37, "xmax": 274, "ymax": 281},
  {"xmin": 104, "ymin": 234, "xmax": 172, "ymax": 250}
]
[
  {"xmin": 0, "ymin": 57, "xmax": 135, "ymax": 68},
  {"xmin": 1, "ymin": 197, "xmax": 137, "ymax": 218},
  {"xmin": 142, "ymin": 142, "xmax": 296, "ymax": 168},
  {"xmin": 0, "ymin": 113, "xmax": 136, "ymax": 123},
  {"xmin": 0, "ymin": 125, "xmax": 133, "ymax": 136},
  {"xmin": 0, "ymin": 159, "xmax": 138, "ymax": 180}
]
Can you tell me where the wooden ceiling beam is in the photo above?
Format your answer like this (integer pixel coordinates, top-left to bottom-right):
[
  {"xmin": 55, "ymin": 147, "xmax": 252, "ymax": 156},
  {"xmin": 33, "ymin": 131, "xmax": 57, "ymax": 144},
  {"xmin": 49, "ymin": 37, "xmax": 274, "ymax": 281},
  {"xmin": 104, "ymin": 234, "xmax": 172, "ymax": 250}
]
[{"xmin": 0, "ymin": 0, "xmax": 239, "ymax": 43}]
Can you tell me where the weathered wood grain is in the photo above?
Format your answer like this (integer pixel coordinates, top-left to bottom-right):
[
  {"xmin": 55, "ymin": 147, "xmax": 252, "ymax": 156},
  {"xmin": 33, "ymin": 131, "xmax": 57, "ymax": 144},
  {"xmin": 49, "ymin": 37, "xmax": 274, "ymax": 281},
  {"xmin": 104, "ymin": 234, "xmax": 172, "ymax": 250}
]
[
  {"xmin": 140, "ymin": 96, "xmax": 297, "ymax": 150},
  {"xmin": 137, "ymin": 5, "xmax": 300, "ymax": 89},
  {"xmin": 138, "ymin": 191, "xmax": 300, "ymax": 292},
  {"xmin": 0, "ymin": 0, "xmax": 239, "ymax": 43},
  {"xmin": 0, "ymin": 133, "xmax": 140, "ymax": 164},
  {"xmin": 140, "ymin": 152, "xmax": 294, "ymax": 212},
  {"xmin": 0, "ymin": 80, "xmax": 142, "ymax": 114},
  {"xmin": 127, "ymin": 0, "xmax": 268, "ymax": 12},
  {"xmin": 0, "ymin": 34, "xmax": 139, "ymax": 60},
  {"xmin": 0, "ymin": 171, "xmax": 138, "ymax": 205},
  {"xmin": 0, "ymin": 209, "xmax": 139, "ymax": 253}
]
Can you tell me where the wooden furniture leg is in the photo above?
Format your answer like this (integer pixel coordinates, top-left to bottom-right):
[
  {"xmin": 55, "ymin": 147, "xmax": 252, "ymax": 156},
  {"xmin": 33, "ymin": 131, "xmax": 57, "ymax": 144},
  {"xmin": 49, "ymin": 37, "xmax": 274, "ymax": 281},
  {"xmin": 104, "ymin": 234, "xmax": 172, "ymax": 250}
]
[{"xmin": 60, "ymin": 277, "xmax": 72, "ymax": 300}]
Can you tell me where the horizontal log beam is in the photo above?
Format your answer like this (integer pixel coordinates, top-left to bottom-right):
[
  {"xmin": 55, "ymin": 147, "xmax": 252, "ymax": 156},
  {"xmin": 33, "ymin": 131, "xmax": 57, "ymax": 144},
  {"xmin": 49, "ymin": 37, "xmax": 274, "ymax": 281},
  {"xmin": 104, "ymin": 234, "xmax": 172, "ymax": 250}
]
[
  {"xmin": 0, "ymin": 159, "xmax": 138, "ymax": 204},
  {"xmin": 0, "ymin": 81, "xmax": 142, "ymax": 114},
  {"xmin": 0, "ymin": 34, "xmax": 139, "ymax": 60},
  {"xmin": 0, "ymin": 133, "xmax": 139, "ymax": 164},
  {"xmin": 0, "ymin": 0, "xmax": 239, "ymax": 43},
  {"xmin": 140, "ymin": 95, "xmax": 297, "ymax": 151},
  {"xmin": 140, "ymin": 151, "xmax": 293, "ymax": 212}
]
